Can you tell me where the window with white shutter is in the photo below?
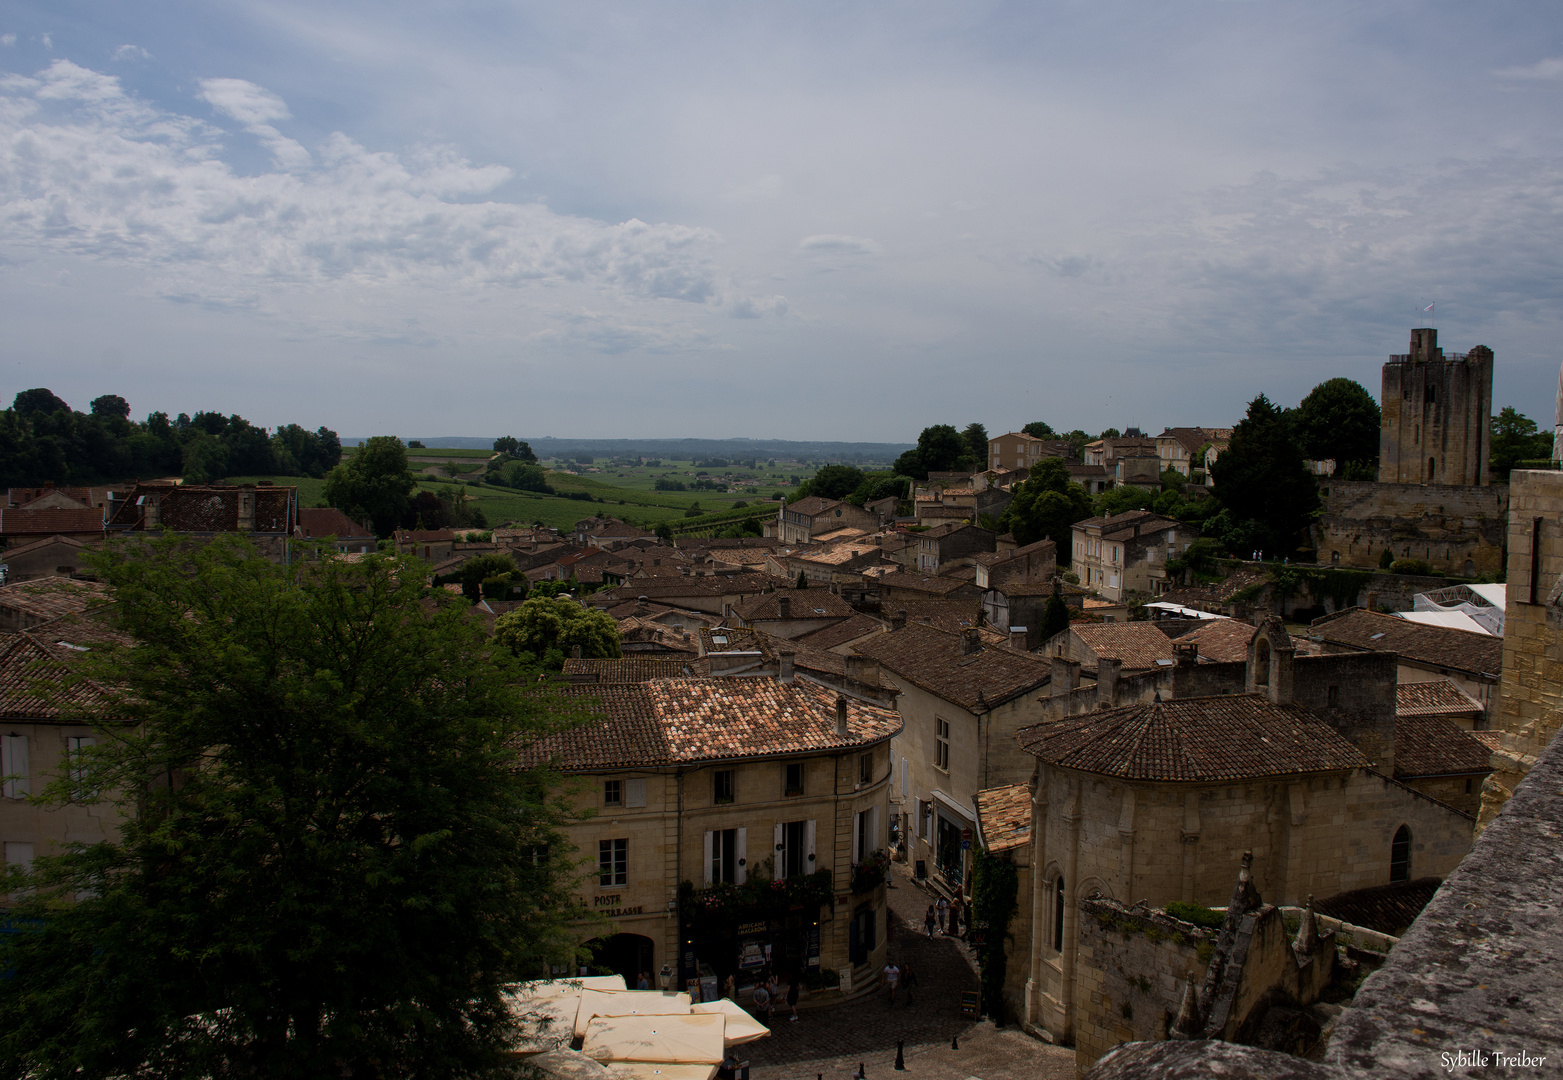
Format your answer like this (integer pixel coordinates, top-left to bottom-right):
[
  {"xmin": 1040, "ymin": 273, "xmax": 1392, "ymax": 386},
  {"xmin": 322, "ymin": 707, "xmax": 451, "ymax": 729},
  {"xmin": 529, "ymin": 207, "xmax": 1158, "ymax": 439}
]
[
  {"xmin": 624, "ymin": 778, "xmax": 647, "ymax": 808},
  {"xmin": 2, "ymin": 735, "xmax": 29, "ymax": 800}
]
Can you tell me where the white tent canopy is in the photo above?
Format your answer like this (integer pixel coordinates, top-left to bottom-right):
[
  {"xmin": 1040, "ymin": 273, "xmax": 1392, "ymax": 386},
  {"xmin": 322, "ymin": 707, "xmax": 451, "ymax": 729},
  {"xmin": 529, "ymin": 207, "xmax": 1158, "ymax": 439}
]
[
  {"xmin": 689, "ymin": 999, "xmax": 770, "ymax": 1046},
  {"xmin": 572, "ymin": 990, "xmax": 694, "ymax": 1039},
  {"xmin": 580, "ymin": 1013, "xmax": 726, "ymax": 1066}
]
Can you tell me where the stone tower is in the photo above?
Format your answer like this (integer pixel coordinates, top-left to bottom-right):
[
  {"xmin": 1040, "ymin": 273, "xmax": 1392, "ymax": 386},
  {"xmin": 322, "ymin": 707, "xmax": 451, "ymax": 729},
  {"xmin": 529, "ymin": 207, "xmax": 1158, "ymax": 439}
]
[{"xmin": 1378, "ymin": 327, "xmax": 1493, "ymax": 486}]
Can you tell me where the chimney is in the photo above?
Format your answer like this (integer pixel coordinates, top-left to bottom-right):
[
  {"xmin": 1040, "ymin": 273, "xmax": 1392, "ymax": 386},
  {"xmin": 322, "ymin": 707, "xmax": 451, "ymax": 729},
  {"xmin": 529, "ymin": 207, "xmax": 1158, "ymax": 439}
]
[
  {"xmin": 889, "ymin": 609, "xmax": 907, "ymax": 631},
  {"xmin": 1099, "ymin": 656, "xmax": 1122, "ymax": 706},
  {"xmin": 1008, "ymin": 626, "xmax": 1028, "ymax": 651},
  {"xmin": 1364, "ymin": 590, "xmax": 1378, "ymax": 613},
  {"xmin": 778, "ymin": 596, "xmax": 791, "ymax": 618},
  {"xmin": 845, "ymin": 655, "xmax": 880, "ymax": 687},
  {"xmin": 778, "ymin": 650, "xmax": 795, "ymax": 683},
  {"xmin": 1175, "ymin": 642, "xmax": 1199, "ymax": 668},
  {"xmin": 1051, "ymin": 657, "xmax": 1080, "ymax": 697},
  {"xmin": 144, "ymin": 492, "xmax": 160, "ymax": 529},
  {"xmin": 571, "ymin": 645, "xmax": 582, "ymax": 659},
  {"xmin": 835, "ymin": 696, "xmax": 850, "ymax": 736},
  {"xmin": 962, "ymin": 627, "xmax": 982, "ymax": 655},
  {"xmin": 237, "ymin": 490, "xmax": 255, "ymax": 531}
]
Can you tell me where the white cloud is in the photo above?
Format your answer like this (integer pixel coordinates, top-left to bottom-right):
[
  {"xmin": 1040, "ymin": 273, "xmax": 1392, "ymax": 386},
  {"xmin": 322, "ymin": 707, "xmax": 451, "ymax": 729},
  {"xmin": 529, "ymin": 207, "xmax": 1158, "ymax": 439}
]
[
  {"xmin": 0, "ymin": 60, "xmax": 781, "ymax": 351},
  {"xmin": 1494, "ymin": 57, "xmax": 1563, "ymax": 81},
  {"xmin": 113, "ymin": 44, "xmax": 151, "ymax": 61},
  {"xmin": 39, "ymin": 33, "xmax": 51, "ymax": 50},
  {"xmin": 199, "ymin": 77, "xmax": 291, "ymax": 125},
  {"xmin": 798, "ymin": 234, "xmax": 880, "ymax": 256},
  {"xmin": 0, "ymin": 34, "xmax": 16, "ymax": 48}
]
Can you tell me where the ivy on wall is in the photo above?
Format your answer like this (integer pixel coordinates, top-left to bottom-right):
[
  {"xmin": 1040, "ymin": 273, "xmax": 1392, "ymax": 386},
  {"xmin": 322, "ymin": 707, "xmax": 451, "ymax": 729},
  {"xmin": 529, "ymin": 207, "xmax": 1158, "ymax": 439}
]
[{"xmin": 971, "ymin": 848, "xmax": 1020, "ymax": 1020}]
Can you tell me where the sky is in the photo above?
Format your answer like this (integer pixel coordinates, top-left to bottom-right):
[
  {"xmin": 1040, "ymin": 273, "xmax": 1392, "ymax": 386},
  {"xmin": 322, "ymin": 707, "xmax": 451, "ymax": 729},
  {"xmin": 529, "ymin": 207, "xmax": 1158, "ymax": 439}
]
[{"xmin": 2, "ymin": 2, "xmax": 1561, "ymax": 442}]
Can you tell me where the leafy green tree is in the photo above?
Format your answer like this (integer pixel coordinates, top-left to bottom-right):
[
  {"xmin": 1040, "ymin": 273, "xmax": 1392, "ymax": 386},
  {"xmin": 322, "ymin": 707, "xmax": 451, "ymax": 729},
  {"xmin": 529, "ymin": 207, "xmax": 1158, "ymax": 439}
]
[
  {"xmin": 1093, "ymin": 485, "xmax": 1156, "ymax": 517},
  {"xmin": 1060, "ymin": 430, "xmax": 1091, "ymax": 460},
  {"xmin": 502, "ymin": 462, "xmax": 554, "ymax": 493},
  {"xmin": 13, "ymin": 388, "xmax": 70, "ymax": 417},
  {"xmin": 1040, "ymin": 585, "xmax": 1071, "ymax": 641},
  {"xmin": 1022, "ymin": 421, "xmax": 1056, "ymax": 439},
  {"xmin": 1209, "ymin": 394, "xmax": 1320, "ymax": 558},
  {"xmin": 458, "ymin": 552, "xmax": 520, "ymax": 600},
  {"xmin": 893, "ymin": 424, "xmax": 974, "ymax": 480},
  {"xmin": 999, "ymin": 459, "xmax": 1093, "ymax": 549},
  {"xmin": 961, "ymin": 422, "xmax": 989, "ymax": 465},
  {"xmin": 1293, "ymin": 377, "xmax": 1380, "ymax": 471},
  {"xmin": 1099, "ymin": 427, "xmax": 1122, "ymax": 439},
  {"xmin": 796, "ymin": 570, "xmax": 809, "ymax": 589},
  {"xmin": 324, "ymin": 436, "xmax": 417, "ymax": 537},
  {"xmin": 1489, "ymin": 407, "xmax": 1555, "ymax": 476},
  {"xmin": 654, "ymin": 522, "xmax": 674, "ymax": 542},
  {"xmin": 0, "ymin": 536, "xmax": 588, "ymax": 1078},
  {"xmin": 805, "ymin": 464, "xmax": 866, "ymax": 501},
  {"xmin": 89, "ymin": 394, "xmax": 131, "ymax": 421},
  {"xmin": 494, "ymin": 596, "xmax": 621, "ymax": 669},
  {"xmin": 847, "ymin": 474, "xmax": 908, "ymax": 506}
]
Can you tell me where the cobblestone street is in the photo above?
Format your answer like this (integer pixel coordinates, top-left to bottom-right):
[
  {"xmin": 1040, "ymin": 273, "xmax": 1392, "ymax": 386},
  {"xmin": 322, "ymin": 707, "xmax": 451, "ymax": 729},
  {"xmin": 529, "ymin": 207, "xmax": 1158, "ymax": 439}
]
[{"xmin": 745, "ymin": 865, "xmax": 1073, "ymax": 1080}]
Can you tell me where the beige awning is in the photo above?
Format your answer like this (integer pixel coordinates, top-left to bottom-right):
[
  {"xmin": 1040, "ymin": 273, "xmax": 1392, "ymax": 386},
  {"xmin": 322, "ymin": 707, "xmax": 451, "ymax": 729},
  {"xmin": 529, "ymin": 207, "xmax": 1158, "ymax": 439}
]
[
  {"xmin": 505, "ymin": 976, "xmax": 630, "ymax": 1052},
  {"xmin": 602, "ymin": 1064, "xmax": 720, "ymax": 1080},
  {"xmin": 689, "ymin": 999, "xmax": 770, "ymax": 1046},
  {"xmin": 572, "ymin": 989, "xmax": 694, "ymax": 1039},
  {"xmin": 580, "ymin": 1013, "xmax": 726, "ymax": 1065},
  {"xmin": 522, "ymin": 1048, "xmax": 619, "ymax": 1080}
]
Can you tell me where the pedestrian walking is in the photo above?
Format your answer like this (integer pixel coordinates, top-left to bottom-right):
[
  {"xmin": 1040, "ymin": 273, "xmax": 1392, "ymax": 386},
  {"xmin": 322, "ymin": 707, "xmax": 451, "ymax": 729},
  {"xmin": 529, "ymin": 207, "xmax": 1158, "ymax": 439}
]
[
  {"xmin": 936, "ymin": 895, "xmax": 949, "ymax": 934},
  {"xmin": 786, "ymin": 975, "xmax": 800, "ymax": 1021},
  {"xmin": 882, "ymin": 960, "xmax": 901, "ymax": 1004},
  {"xmin": 949, "ymin": 896, "xmax": 965, "ymax": 938},
  {"xmin": 901, "ymin": 961, "xmax": 918, "ymax": 1005},
  {"xmin": 924, "ymin": 904, "xmax": 937, "ymax": 938}
]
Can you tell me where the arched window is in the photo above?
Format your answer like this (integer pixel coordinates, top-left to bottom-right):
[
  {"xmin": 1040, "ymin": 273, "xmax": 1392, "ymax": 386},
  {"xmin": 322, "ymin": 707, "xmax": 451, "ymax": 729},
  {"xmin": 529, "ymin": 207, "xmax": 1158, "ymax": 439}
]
[
  {"xmin": 1427, "ymin": 457, "xmax": 1436, "ymax": 482},
  {"xmin": 1390, "ymin": 825, "xmax": 1411, "ymax": 883},
  {"xmin": 1255, "ymin": 639, "xmax": 1271, "ymax": 687},
  {"xmin": 1053, "ymin": 875, "xmax": 1066, "ymax": 953}
]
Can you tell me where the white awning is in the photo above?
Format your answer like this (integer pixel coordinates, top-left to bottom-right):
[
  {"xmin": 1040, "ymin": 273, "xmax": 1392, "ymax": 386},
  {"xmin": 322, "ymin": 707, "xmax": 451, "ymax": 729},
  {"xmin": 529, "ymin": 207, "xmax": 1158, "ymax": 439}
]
[{"xmin": 932, "ymin": 788, "xmax": 976, "ymax": 824}]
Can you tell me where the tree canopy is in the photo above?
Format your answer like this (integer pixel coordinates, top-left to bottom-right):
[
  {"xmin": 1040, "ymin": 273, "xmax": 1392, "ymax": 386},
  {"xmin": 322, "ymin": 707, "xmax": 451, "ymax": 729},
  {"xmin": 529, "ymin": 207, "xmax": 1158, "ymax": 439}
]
[
  {"xmin": 893, "ymin": 424, "xmax": 976, "ymax": 480},
  {"xmin": 0, "ymin": 390, "xmax": 341, "ymax": 487},
  {"xmin": 961, "ymin": 422, "xmax": 989, "ymax": 465},
  {"xmin": 324, "ymin": 437, "xmax": 418, "ymax": 537},
  {"xmin": 801, "ymin": 464, "xmax": 866, "ymax": 501},
  {"xmin": 1209, "ymin": 394, "xmax": 1320, "ymax": 557},
  {"xmin": 1292, "ymin": 377, "xmax": 1380, "ymax": 472},
  {"xmin": 1489, "ymin": 406, "xmax": 1555, "ymax": 476},
  {"xmin": 999, "ymin": 458, "xmax": 1093, "ymax": 548},
  {"xmin": 493, "ymin": 596, "xmax": 621, "ymax": 670},
  {"xmin": 0, "ymin": 537, "xmax": 588, "ymax": 1078},
  {"xmin": 1021, "ymin": 421, "xmax": 1056, "ymax": 439}
]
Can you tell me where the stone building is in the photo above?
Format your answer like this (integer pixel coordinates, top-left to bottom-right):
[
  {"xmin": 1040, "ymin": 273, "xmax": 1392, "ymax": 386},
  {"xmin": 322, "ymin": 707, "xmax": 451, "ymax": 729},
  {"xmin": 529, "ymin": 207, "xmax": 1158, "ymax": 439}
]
[
  {"xmin": 1378, "ymin": 328, "xmax": 1493, "ymax": 486},
  {"xmin": 1477, "ymin": 468, "xmax": 1563, "ymax": 832},
  {"xmin": 772, "ymin": 497, "xmax": 879, "ymax": 545},
  {"xmin": 520, "ymin": 676, "xmax": 900, "ymax": 996},
  {"xmin": 1308, "ymin": 606, "xmax": 1502, "ymax": 718},
  {"xmin": 851, "ymin": 622, "xmax": 1053, "ymax": 893},
  {"xmin": 107, "ymin": 482, "xmax": 299, "ymax": 562},
  {"xmin": 988, "ymin": 432, "xmax": 1066, "ymax": 473},
  {"xmin": 916, "ymin": 523, "xmax": 996, "ymax": 573},
  {"xmin": 1070, "ymin": 511, "xmax": 1196, "ymax": 602},
  {"xmin": 1011, "ymin": 620, "xmax": 1477, "ymax": 1046}
]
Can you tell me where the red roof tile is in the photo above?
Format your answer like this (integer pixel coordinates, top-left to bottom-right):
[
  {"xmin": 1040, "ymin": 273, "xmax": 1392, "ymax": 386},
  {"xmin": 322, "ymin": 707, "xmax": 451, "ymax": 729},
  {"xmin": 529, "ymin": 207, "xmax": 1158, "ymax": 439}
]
[
  {"xmin": 0, "ymin": 507, "xmax": 105, "ymax": 536},
  {"xmin": 854, "ymin": 622, "xmax": 1050, "ymax": 711},
  {"xmin": 975, "ymin": 783, "xmax": 1033, "ymax": 853},
  {"xmin": 1310, "ymin": 608, "xmax": 1503, "ymax": 678},
  {"xmin": 1394, "ymin": 712, "xmax": 1493, "ymax": 778}
]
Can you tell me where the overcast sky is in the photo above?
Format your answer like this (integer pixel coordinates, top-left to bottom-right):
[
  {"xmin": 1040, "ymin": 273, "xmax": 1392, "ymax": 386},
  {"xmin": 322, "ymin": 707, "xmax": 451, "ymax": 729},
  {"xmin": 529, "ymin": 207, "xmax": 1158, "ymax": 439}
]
[{"xmin": 2, "ymin": 2, "xmax": 1561, "ymax": 442}]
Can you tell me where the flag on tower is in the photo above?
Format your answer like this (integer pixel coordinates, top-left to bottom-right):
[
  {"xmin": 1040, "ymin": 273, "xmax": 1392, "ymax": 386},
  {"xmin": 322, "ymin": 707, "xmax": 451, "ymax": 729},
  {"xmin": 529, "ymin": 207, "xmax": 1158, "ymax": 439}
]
[{"xmin": 1423, "ymin": 302, "xmax": 1435, "ymax": 313}]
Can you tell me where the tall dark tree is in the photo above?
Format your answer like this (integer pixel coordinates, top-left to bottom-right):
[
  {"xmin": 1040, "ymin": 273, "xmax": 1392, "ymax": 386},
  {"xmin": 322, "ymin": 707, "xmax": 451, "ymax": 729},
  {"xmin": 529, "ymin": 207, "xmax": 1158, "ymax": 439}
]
[
  {"xmin": 1489, "ymin": 407, "xmax": 1555, "ymax": 476},
  {"xmin": 805, "ymin": 464, "xmax": 866, "ymax": 501},
  {"xmin": 1209, "ymin": 394, "xmax": 1320, "ymax": 557},
  {"xmin": 324, "ymin": 436, "xmax": 417, "ymax": 537},
  {"xmin": 1021, "ymin": 421, "xmax": 1056, "ymax": 439},
  {"xmin": 89, "ymin": 395, "xmax": 131, "ymax": 420},
  {"xmin": 999, "ymin": 458, "xmax": 1093, "ymax": 549},
  {"xmin": 961, "ymin": 422, "xmax": 989, "ymax": 465},
  {"xmin": 13, "ymin": 388, "xmax": 70, "ymax": 417},
  {"xmin": 0, "ymin": 536, "xmax": 588, "ymax": 1077},
  {"xmin": 1292, "ymin": 377, "xmax": 1380, "ymax": 471},
  {"xmin": 893, "ymin": 424, "xmax": 974, "ymax": 480},
  {"xmin": 1040, "ymin": 584, "xmax": 1071, "ymax": 641}
]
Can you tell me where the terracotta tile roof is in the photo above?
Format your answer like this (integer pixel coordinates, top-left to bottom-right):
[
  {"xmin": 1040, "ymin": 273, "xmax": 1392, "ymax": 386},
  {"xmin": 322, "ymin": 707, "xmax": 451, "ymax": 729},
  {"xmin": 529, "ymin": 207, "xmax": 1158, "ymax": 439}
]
[
  {"xmin": 0, "ymin": 507, "xmax": 106, "ymax": 536},
  {"xmin": 783, "ymin": 496, "xmax": 844, "ymax": 518},
  {"xmin": 675, "ymin": 536, "xmax": 780, "ymax": 551},
  {"xmin": 974, "ymin": 538, "xmax": 1056, "ymax": 568},
  {"xmin": 0, "ymin": 534, "xmax": 91, "ymax": 559},
  {"xmin": 1395, "ymin": 680, "xmax": 1484, "ymax": 719},
  {"xmin": 109, "ymin": 484, "xmax": 296, "ymax": 533},
  {"xmin": 594, "ymin": 573, "xmax": 773, "ymax": 602},
  {"xmin": 1394, "ymin": 712, "xmax": 1493, "ymax": 778},
  {"xmin": 1470, "ymin": 730, "xmax": 1505, "ymax": 752},
  {"xmin": 793, "ymin": 614, "xmax": 886, "ymax": 652},
  {"xmin": 733, "ymin": 589, "xmax": 855, "ymax": 621},
  {"xmin": 1073, "ymin": 510, "xmax": 1179, "ymax": 541},
  {"xmin": 30, "ymin": 609, "xmax": 135, "ymax": 659},
  {"xmin": 974, "ymin": 783, "xmax": 1033, "ymax": 853},
  {"xmin": 602, "ymin": 598, "xmax": 682, "ymax": 620},
  {"xmin": 876, "ymin": 571, "xmax": 979, "ymax": 597},
  {"xmin": 1172, "ymin": 620, "xmax": 1258, "ymax": 663},
  {"xmin": 519, "ymin": 678, "xmax": 902, "ymax": 769},
  {"xmin": 562, "ymin": 658, "xmax": 703, "ymax": 682},
  {"xmin": 887, "ymin": 599, "xmax": 986, "ymax": 636},
  {"xmin": 296, "ymin": 507, "xmax": 374, "ymax": 539},
  {"xmin": 1314, "ymin": 878, "xmax": 1442, "ymax": 937},
  {"xmin": 396, "ymin": 528, "xmax": 457, "ymax": 543},
  {"xmin": 1070, "ymin": 622, "xmax": 1178, "ymax": 670},
  {"xmin": 9, "ymin": 486, "xmax": 96, "ymax": 508},
  {"xmin": 1310, "ymin": 608, "xmax": 1503, "ymax": 679},
  {"xmin": 854, "ymin": 622, "xmax": 1050, "ymax": 711},
  {"xmin": 0, "ymin": 578, "xmax": 114, "ymax": 623},
  {"xmin": 811, "ymin": 527, "xmax": 870, "ymax": 544},
  {"xmin": 791, "ymin": 545, "xmax": 882, "ymax": 568},
  {"xmin": 1017, "ymin": 694, "xmax": 1372, "ymax": 781},
  {"xmin": 0, "ymin": 634, "xmax": 120, "ymax": 720}
]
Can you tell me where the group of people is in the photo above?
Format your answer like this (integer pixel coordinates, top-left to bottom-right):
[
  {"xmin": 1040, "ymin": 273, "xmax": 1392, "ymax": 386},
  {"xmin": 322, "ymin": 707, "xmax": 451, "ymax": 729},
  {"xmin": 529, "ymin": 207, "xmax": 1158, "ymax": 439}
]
[
  {"xmin": 747, "ymin": 969, "xmax": 801, "ymax": 1024},
  {"xmin": 880, "ymin": 959, "xmax": 918, "ymax": 1005},
  {"xmin": 923, "ymin": 894, "xmax": 965, "ymax": 939}
]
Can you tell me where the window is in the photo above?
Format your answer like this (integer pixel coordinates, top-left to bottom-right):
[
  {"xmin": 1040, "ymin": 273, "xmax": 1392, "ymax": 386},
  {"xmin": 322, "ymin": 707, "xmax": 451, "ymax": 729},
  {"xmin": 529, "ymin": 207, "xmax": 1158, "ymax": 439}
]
[
  {"xmin": 859, "ymin": 753, "xmax": 873, "ymax": 785},
  {"xmin": 713, "ymin": 769, "xmax": 735, "ymax": 804},
  {"xmin": 1327, "ymin": 686, "xmax": 1339, "ymax": 708},
  {"xmin": 598, "ymin": 838, "xmax": 628, "ymax": 887},
  {"xmin": 1390, "ymin": 826, "xmax": 1411, "ymax": 883},
  {"xmin": 854, "ymin": 807, "xmax": 881, "ymax": 862},
  {"xmin": 624, "ymin": 778, "xmax": 647, "ymax": 808},
  {"xmin": 707, "ymin": 827, "xmax": 746, "ymax": 884},
  {"xmin": 67, "ymin": 735, "xmax": 96, "ymax": 802},
  {"xmin": 1, "ymin": 735, "xmax": 29, "ymax": 799},
  {"xmin": 776, "ymin": 819, "xmax": 814, "ymax": 878},
  {"xmin": 784, "ymin": 762, "xmax": 804, "ymax": 796},
  {"xmin": 604, "ymin": 779, "xmax": 622, "ymax": 806},
  {"xmin": 935, "ymin": 719, "xmax": 950, "ymax": 771},
  {"xmin": 1053, "ymin": 875, "xmax": 1066, "ymax": 952}
]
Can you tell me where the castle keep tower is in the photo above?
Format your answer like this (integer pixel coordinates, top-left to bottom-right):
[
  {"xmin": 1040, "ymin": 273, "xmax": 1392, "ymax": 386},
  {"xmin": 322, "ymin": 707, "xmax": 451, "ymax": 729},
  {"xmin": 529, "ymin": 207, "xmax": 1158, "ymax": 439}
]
[{"xmin": 1379, "ymin": 328, "xmax": 1493, "ymax": 486}]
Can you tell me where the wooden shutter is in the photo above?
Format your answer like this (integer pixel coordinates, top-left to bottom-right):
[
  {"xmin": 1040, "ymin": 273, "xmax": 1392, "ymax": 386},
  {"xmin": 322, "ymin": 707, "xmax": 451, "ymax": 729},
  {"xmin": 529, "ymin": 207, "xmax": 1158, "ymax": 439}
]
[
  {"xmin": 804, "ymin": 819, "xmax": 816, "ymax": 871},
  {"xmin": 703, "ymin": 830, "xmax": 715, "ymax": 886},
  {"xmin": 2, "ymin": 735, "xmax": 28, "ymax": 799},
  {"xmin": 774, "ymin": 822, "xmax": 784, "ymax": 877},
  {"xmin": 625, "ymin": 778, "xmax": 647, "ymax": 808},
  {"xmin": 735, "ymin": 827, "xmax": 747, "ymax": 885}
]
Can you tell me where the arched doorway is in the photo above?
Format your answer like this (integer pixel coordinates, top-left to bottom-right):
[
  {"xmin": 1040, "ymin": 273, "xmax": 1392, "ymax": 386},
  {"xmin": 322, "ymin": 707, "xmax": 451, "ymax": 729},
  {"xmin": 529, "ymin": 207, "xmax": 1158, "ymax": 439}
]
[{"xmin": 586, "ymin": 933, "xmax": 656, "ymax": 987}]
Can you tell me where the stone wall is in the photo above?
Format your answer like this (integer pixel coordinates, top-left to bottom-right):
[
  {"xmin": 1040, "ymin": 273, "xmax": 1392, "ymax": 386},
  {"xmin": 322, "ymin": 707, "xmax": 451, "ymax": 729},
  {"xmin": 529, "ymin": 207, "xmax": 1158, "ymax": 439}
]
[
  {"xmin": 1312, "ymin": 480, "xmax": 1508, "ymax": 577},
  {"xmin": 1478, "ymin": 469, "xmax": 1563, "ymax": 831},
  {"xmin": 1074, "ymin": 898, "xmax": 1215, "ymax": 1072}
]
